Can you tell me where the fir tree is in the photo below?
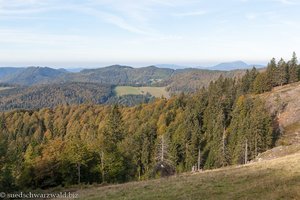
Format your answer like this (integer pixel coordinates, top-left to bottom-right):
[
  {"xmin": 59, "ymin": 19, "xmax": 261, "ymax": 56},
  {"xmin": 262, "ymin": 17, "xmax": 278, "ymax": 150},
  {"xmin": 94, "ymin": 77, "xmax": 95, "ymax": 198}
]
[
  {"xmin": 288, "ymin": 52, "xmax": 298, "ymax": 83},
  {"xmin": 277, "ymin": 58, "xmax": 288, "ymax": 86}
]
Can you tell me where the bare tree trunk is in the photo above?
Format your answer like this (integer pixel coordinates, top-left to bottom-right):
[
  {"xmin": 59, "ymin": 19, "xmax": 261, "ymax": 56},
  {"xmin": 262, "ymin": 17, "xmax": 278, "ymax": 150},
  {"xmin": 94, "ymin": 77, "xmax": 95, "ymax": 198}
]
[
  {"xmin": 245, "ymin": 139, "xmax": 248, "ymax": 164},
  {"xmin": 138, "ymin": 166, "xmax": 141, "ymax": 181},
  {"xmin": 78, "ymin": 163, "xmax": 81, "ymax": 185},
  {"xmin": 255, "ymin": 133, "xmax": 257, "ymax": 157},
  {"xmin": 161, "ymin": 135, "xmax": 164, "ymax": 162},
  {"xmin": 197, "ymin": 147, "xmax": 201, "ymax": 171},
  {"xmin": 101, "ymin": 150, "xmax": 105, "ymax": 183},
  {"xmin": 222, "ymin": 127, "xmax": 226, "ymax": 166}
]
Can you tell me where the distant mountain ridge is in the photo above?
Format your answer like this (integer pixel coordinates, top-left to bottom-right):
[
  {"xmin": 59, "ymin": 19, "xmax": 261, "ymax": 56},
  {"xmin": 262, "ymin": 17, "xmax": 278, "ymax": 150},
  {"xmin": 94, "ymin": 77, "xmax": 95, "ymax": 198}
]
[
  {"xmin": 207, "ymin": 61, "xmax": 264, "ymax": 70},
  {"xmin": 0, "ymin": 66, "xmax": 67, "ymax": 85},
  {"xmin": 155, "ymin": 61, "xmax": 264, "ymax": 71},
  {"xmin": 0, "ymin": 64, "xmax": 252, "ymax": 111},
  {"xmin": 0, "ymin": 63, "xmax": 253, "ymax": 95}
]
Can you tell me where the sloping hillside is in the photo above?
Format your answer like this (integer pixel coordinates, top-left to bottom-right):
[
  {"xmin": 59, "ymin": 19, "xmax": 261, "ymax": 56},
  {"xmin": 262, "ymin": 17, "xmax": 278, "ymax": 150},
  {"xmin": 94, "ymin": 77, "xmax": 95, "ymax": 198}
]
[
  {"xmin": 48, "ymin": 81, "xmax": 300, "ymax": 200},
  {"xmin": 0, "ymin": 82, "xmax": 113, "ymax": 111},
  {"xmin": 63, "ymin": 65, "xmax": 174, "ymax": 86},
  {"xmin": 261, "ymin": 82, "xmax": 300, "ymax": 145},
  {"xmin": 0, "ymin": 67, "xmax": 67, "ymax": 85},
  {"xmin": 164, "ymin": 69, "xmax": 245, "ymax": 93},
  {"xmin": 57, "ymin": 151, "xmax": 300, "ymax": 200},
  {"xmin": 0, "ymin": 67, "xmax": 25, "ymax": 79}
]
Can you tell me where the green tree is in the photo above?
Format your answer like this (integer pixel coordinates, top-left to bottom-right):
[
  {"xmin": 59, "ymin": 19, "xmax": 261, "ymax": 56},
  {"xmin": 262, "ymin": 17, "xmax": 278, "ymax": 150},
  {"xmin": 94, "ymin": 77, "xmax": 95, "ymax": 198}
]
[
  {"xmin": 266, "ymin": 58, "xmax": 278, "ymax": 87},
  {"xmin": 288, "ymin": 52, "xmax": 298, "ymax": 83},
  {"xmin": 253, "ymin": 72, "xmax": 272, "ymax": 94},
  {"xmin": 102, "ymin": 105, "xmax": 127, "ymax": 182},
  {"xmin": 63, "ymin": 138, "xmax": 92, "ymax": 185},
  {"xmin": 277, "ymin": 58, "xmax": 288, "ymax": 86}
]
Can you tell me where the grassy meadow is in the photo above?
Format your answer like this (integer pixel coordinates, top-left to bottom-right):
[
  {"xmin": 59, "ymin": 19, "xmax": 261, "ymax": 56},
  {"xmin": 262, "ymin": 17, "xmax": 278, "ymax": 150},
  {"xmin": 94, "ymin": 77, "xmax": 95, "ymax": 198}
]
[
  {"xmin": 61, "ymin": 152, "xmax": 300, "ymax": 200},
  {"xmin": 114, "ymin": 86, "xmax": 170, "ymax": 98},
  {"xmin": 0, "ymin": 86, "xmax": 12, "ymax": 91}
]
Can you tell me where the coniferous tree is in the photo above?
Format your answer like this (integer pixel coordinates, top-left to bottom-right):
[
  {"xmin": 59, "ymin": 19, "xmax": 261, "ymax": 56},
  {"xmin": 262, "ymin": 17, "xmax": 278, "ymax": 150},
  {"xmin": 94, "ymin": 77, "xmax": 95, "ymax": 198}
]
[
  {"xmin": 278, "ymin": 58, "xmax": 288, "ymax": 86},
  {"xmin": 266, "ymin": 58, "xmax": 278, "ymax": 87},
  {"xmin": 252, "ymin": 72, "xmax": 272, "ymax": 94},
  {"xmin": 227, "ymin": 96, "xmax": 273, "ymax": 164},
  {"xmin": 102, "ymin": 105, "xmax": 127, "ymax": 182},
  {"xmin": 288, "ymin": 52, "xmax": 298, "ymax": 83}
]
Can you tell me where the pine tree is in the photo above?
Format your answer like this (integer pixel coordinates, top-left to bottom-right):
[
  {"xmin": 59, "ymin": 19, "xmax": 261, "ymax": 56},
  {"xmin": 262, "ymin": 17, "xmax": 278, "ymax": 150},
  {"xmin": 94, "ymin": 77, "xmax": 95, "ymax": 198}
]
[
  {"xmin": 252, "ymin": 72, "xmax": 272, "ymax": 94},
  {"xmin": 288, "ymin": 52, "xmax": 298, "ymax": 83},
  {"xmin": 277, "ymin": 58, "xmax": 288, "ymax": 86},
  {"xmin": 102, "ymin": 105, "xmax": 127, "ymax": 182},
  {"xmin": 266, "ymin": 58, "xmax": 278, "ymax": 87}
]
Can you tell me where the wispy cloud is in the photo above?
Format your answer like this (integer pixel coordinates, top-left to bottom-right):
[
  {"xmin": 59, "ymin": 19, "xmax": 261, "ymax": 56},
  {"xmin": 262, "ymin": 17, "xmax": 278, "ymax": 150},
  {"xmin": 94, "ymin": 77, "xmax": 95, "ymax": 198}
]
[
  {"xmin": 173, "ymin": 10, "xmax": 207, "ymax": 17},
  {"xmin": 273, "ymin": 0, "xmax": 299, "ymax": 5},
  {"xmin": 0, "ymin": 28, "xmax": 91, "ymax": 46}
]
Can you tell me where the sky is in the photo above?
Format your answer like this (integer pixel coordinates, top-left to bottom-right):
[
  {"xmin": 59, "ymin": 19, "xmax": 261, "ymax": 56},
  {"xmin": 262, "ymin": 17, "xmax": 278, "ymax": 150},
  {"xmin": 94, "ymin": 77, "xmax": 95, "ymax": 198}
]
[{"xmin": 0, "ymin": 0, "xmax": 300, "ymax": 68}]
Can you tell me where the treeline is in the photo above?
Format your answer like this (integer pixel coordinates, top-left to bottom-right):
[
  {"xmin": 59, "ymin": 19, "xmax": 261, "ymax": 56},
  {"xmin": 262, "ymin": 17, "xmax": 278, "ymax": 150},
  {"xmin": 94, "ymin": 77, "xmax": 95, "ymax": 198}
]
[
  {"xmin": 240, "ymin": 52, "xmax": 300, "ymax": 94},
  {"xmin": 106, "ymin": 94, "xmax": 155, "ymax": 107},
  {"xmin": 0, "ymin": 53, "xmax": 298, "ymax": 191},
  {"xmin": 0, "ymin": 83, "xmax": 155, "ymax": 111}
]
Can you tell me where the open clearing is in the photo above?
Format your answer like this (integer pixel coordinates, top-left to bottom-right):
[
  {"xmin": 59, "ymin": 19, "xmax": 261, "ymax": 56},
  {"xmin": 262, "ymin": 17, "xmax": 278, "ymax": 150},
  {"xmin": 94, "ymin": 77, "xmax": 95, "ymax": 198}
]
[
  {"xmin": 0, "ymin": 87, "xmax": 13, "ymax": 91},
  {"xmin": 114, "ymin": 86, "xmax": 170, "ymax": 98},
  {"xmin": 57, "ymin": 151, "xmax": 300, "ymax": 200}
]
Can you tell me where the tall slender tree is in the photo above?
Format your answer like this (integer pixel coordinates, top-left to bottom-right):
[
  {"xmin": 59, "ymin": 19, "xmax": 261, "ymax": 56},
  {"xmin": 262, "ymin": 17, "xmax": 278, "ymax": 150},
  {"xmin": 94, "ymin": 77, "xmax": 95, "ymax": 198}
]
[{"xmin": 288, "ymin": 52, "xmax": 298, "ymax": 83}]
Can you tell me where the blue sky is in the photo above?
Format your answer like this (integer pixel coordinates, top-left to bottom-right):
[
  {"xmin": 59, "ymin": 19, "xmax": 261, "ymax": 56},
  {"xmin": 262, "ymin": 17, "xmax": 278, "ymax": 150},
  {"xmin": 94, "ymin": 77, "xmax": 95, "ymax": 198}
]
[{"xmin": 0, "ymin": 0, "xmax": 299, "ymax": 68}]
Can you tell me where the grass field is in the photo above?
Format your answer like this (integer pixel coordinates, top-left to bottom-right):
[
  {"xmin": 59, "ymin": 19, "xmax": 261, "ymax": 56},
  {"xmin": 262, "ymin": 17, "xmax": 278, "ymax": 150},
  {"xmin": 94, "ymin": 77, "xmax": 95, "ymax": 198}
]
[
  {"xmin": 63, "ymin": 151, "xmax": 300, "ymax": 200},
  {"xmin": 114, "ymin": 86, "xmax": 170, "ymax": 98},
  {"xmin": 0, "ymin": 87, "xmax": 12, "ymax": 91}
]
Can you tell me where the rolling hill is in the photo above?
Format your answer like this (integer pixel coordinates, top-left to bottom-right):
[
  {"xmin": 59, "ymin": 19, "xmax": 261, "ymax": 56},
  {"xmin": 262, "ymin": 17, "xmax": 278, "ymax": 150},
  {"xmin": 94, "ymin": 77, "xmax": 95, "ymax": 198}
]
[
  {"xmin": 62, "ymin": 65, "xmax": 174, "ymax": 86},
  {"xmin": 0, "ymin": 67, "xmax": 25, "ymax": 79},
  {"xmin": 0, "ymin": 67, "xmax": 67, "ymax": 85},
  {"xmin": 0, "ymin": 82, "xmax": 113, "ymax": 111},
  {"xmin": 164, "ymin": 69, "xmax": 246, "ymax": 93},
  {"xmin": 0, "ymin": 65, "xmax": 249, "ymax": 108},
  {"xmin": 0, "ymin": 65, "xmax": 248, "ymax": 89}
]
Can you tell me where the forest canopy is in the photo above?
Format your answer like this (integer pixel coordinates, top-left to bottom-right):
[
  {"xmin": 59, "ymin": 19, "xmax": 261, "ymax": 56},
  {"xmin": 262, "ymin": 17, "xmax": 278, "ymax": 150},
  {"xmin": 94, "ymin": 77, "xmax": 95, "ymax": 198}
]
[{"xmin": 0, "ymin": 53, "xmax": 299, "ymax": 192}]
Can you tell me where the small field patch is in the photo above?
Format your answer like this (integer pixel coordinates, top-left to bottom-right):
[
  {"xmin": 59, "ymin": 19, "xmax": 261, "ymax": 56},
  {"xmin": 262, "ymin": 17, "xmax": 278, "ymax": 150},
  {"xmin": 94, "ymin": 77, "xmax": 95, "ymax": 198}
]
[
  {"xmin": 0, "ymin": 87, "xmax": 13, "ymax": 91},
  {"xmin": 115, "ymin": 86, "xmax": 169, "ymax": 98}
]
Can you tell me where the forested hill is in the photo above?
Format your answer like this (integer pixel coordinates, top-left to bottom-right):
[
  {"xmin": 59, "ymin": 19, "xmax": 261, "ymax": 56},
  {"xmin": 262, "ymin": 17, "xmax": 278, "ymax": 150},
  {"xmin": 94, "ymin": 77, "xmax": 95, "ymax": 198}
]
[
  {"xmin": 0, "ymin": 67, "xmax": 67, "ymax": 85},
  {"xmin": 0, "ymin": 82, "xmax": 113, "ymax": 111},
  {"xmin": 0, "ymin": 65, "xmax": 247, "ymax": 110},
  {"xmin": 164, "ymin": 69, "xmax": 245, "ymax": 93},
  {"xmin": 0, "ymin": 53, "xmax": 299, "ymax": 192},
  {"xmin": 0, "ymin": 65, "xmax": 244, "ymax": 91},
  {"xmin": 64, "ymin": 65, "xmax": 174, "ymax": 85}
]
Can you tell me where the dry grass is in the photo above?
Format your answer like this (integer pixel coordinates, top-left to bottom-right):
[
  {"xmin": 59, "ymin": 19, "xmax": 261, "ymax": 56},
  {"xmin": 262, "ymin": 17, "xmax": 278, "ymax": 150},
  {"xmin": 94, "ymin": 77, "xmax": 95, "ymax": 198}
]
[{"xmin": 66, "ymin": 152, "xmax": 300, "ymax": 200}]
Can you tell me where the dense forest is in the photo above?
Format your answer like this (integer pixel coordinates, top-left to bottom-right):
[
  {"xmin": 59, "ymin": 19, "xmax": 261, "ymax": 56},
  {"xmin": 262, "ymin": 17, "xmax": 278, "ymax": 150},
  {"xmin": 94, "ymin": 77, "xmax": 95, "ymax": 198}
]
[
  {"xmin": 0, "ymin": 65, "xmax": 246, "ymax": 94},
  {"xmin": 0, "ymin": 54, "xmax": 299, "ymax": 192},
  {"xmin": 0, "ymin": 83, "xmax": 157, "ymax": 111},
  {"xmin": 0, "ymin": 82, "xmax": 113, "ymax": 111}
]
